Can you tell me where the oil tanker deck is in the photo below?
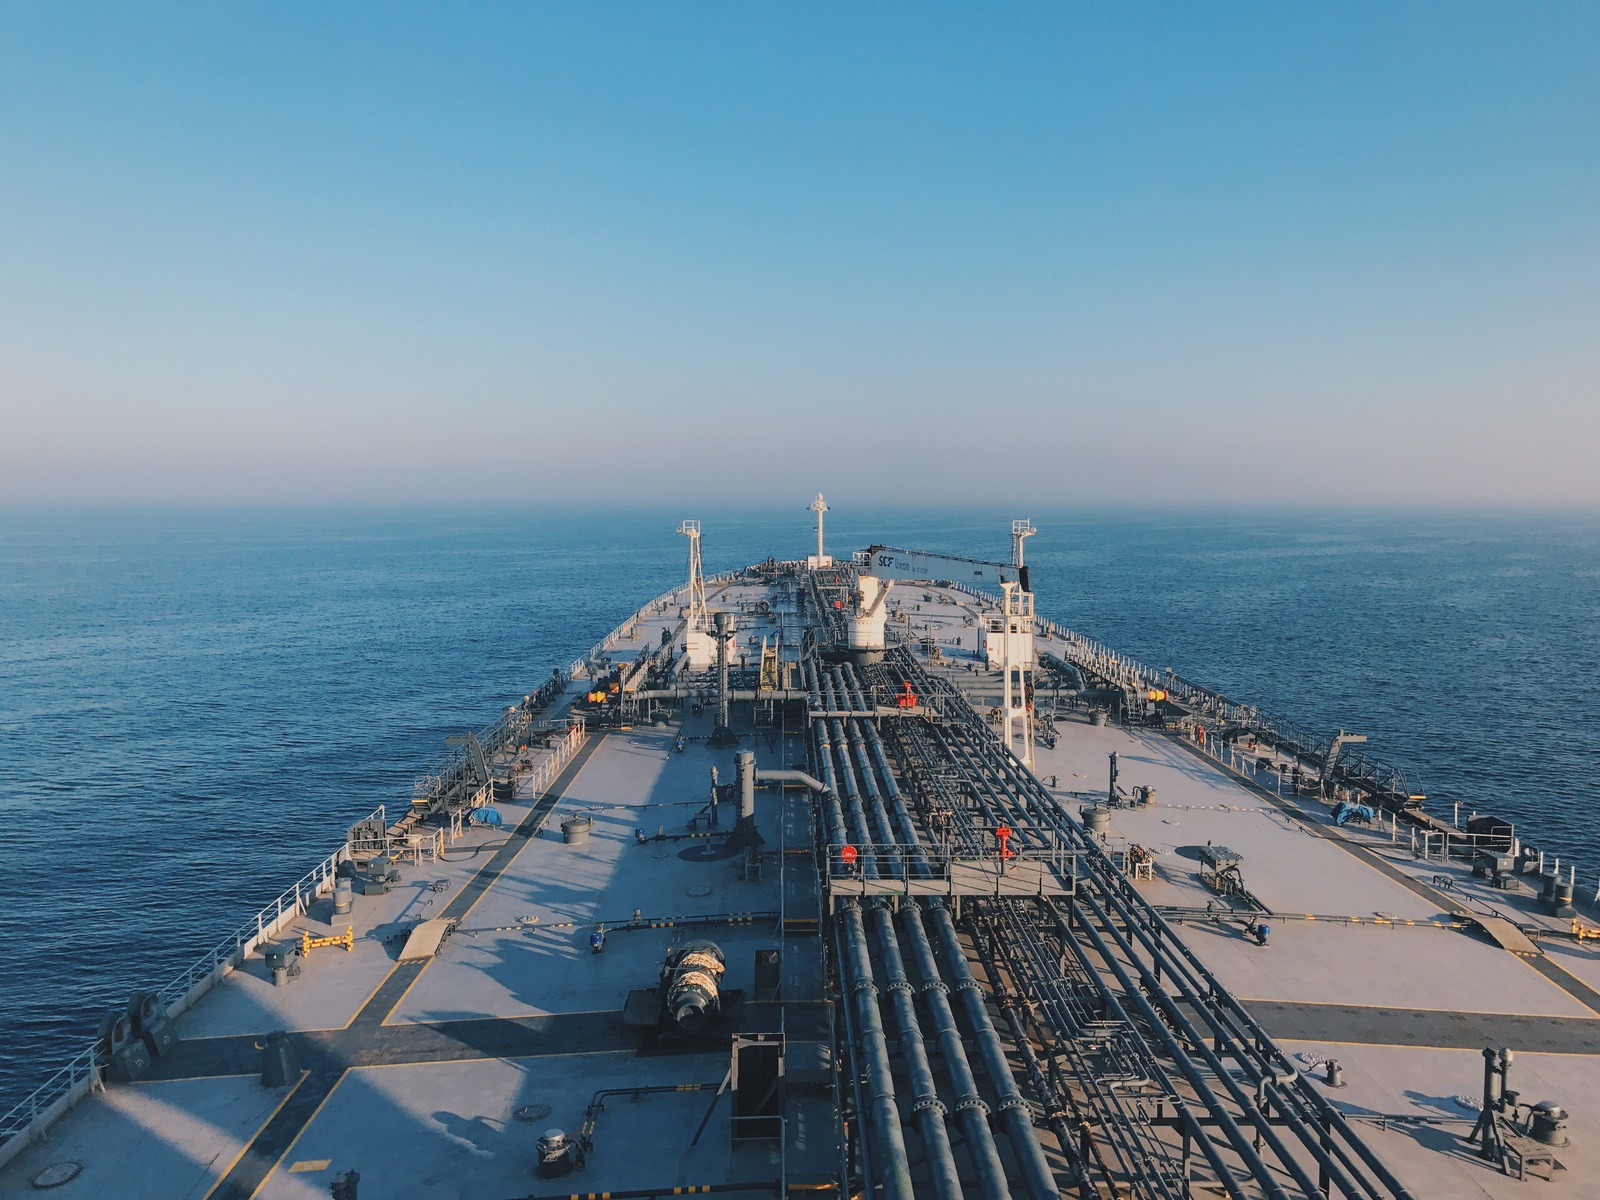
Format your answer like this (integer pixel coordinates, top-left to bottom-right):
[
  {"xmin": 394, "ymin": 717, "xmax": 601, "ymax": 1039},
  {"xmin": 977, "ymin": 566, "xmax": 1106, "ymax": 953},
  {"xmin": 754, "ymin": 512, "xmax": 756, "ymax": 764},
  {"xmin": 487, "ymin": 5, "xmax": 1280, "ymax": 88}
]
[{"xmin": 4, "ymin": 508, "xmax": 1597, "ymax": 1200}]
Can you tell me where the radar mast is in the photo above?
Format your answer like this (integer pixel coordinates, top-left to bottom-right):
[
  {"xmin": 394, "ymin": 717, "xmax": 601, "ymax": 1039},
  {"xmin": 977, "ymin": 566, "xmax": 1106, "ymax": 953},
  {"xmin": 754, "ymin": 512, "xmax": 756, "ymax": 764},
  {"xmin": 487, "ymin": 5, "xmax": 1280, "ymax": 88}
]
[
  {"xmin": 678, "ymin": 520, "xmax": 707, "ymax": 632},
  {"xmin": 808, "ymin": 493, "xmax": 832, "ymax": 568}
]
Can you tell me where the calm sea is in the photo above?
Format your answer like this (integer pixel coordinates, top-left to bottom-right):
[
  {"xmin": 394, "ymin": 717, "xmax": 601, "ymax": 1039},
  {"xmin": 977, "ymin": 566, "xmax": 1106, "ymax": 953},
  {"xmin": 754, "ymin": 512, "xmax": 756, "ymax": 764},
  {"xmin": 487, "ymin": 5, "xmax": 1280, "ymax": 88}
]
[{"xmin": 2, "ymin": 505, "xmax": 1597, "ymax": 1108}]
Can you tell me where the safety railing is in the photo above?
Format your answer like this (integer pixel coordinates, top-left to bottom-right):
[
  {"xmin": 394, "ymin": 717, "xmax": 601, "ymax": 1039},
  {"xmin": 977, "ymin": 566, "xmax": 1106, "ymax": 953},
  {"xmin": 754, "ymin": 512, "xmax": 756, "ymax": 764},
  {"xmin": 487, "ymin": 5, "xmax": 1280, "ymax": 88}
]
[
  {"xmin": 569, "ymin": 570, "xmax": 760, "ymax": 682},
  {"xmin": 3, "ymin": 580, "xmax": 670, "ymax": 1166},
  {"xmin": 0, "ymin": 1044, "xmax": 101, "ymax": 1170},
  {"xmin": 952, "ymin": 579, "xmax": 1424, "ymax": 807},
  {"xmin": 411, "ymin": 668, "xmax": 591, "ymax": 820},
  {"xmin": 823, "ymin": 843, "xmax": 1078, "ymax": 902},
  {"xmin": 566, "ymin": 578, "xmax": 728, "ymax": 681},
  {"xmin": 524, "ymin": 723, "xmax": 585, "ymax": 800},
  {"xmin": 0, "ymin": 802, "xmax": 385, "ymax": 1168}
]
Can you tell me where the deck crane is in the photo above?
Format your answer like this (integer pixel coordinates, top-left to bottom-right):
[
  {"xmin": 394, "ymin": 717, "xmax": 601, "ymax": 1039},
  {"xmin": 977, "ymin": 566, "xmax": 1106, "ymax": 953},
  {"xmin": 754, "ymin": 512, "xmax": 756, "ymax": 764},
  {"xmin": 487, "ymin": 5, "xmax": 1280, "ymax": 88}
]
[
  {"xmin": 848, "ymin": 545, "xmax": 1020, "ymax": 651},
  {"xmin": 851, "ymin": 532, "xmax": 1041, "ymax": 772}
]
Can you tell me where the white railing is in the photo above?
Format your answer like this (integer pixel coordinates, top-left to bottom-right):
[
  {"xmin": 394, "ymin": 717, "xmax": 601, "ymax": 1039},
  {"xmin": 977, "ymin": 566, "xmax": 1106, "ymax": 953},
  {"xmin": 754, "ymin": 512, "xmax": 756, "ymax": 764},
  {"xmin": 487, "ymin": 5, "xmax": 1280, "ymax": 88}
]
[
  {"xmin": 4, "ymin": 595, "xmax": 621, "ymax": 1168},
  {"xmin": 0, "ymin": 803, "xmax": 384, "ymax": 1169},
  {"xmin": 566, "ymin": 573, "xmax": 743, "ymax": 680},
  {"xmin": 525, "ymin": 723, "xmax": 585, "ymax": 799},
  {"xmin": 567, "ymin": 582, "xmax": 686, "ymax": 679}
]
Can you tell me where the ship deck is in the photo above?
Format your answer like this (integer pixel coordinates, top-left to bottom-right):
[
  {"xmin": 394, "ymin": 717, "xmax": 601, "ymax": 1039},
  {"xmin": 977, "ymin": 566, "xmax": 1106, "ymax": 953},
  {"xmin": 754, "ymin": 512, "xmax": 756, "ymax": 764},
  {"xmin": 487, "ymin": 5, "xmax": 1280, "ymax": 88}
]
[{"xmin": 4, "ymin": 567, "xmax": 1598, "ymax": 1200}]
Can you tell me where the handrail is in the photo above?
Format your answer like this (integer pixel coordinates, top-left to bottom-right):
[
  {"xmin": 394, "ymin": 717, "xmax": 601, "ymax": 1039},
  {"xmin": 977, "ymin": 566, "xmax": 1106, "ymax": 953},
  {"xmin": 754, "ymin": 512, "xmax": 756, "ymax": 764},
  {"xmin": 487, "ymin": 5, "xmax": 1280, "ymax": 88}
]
[
  {"xmin": 949, "ymin": 579, "xmax": 1422, "ymax": 804},
  {"xmin": 564, "ymin": 583, "xmax": 682, "ymax": 680},
  {"xmin": 564, "ymin": 573, "xmax": 741, "ymax": 681},
  {"xmin": 0, "ymin": 722, "xmax": 597, "ymax": 1164},
  {"xmin": 2, "ymin": 571, "xmax": 715, "ymax": 1166},
  {"xmin": 525, "ymin": 724, "xmax": 585, "ymax": 800},
  {"xmin": 0, "ymin": 802, "xmax": 384, "ymax": 1165}
]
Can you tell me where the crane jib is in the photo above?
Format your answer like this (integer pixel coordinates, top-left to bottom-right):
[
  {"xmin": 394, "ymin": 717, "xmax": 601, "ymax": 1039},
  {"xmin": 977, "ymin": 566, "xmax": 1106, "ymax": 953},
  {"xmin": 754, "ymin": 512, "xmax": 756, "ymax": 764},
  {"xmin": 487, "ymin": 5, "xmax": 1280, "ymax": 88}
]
[{"xmin": 861, "ymin": 545, "xmax": 1019, "ymax": 583}]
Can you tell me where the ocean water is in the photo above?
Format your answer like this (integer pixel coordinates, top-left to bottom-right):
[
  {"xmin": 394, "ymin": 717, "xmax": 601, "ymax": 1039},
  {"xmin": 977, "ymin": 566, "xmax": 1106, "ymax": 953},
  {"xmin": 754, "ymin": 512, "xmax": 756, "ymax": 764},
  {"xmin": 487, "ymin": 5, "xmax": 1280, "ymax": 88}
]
[{"xmin": 2, "ymin": 505, "xmax": 1597, "ymax": 1110}]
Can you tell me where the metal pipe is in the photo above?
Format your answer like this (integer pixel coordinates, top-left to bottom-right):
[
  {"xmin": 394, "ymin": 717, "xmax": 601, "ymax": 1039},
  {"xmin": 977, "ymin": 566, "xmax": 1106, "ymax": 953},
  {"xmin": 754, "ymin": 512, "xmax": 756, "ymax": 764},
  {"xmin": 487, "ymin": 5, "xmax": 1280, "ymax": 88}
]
[
  {"xmin": 973, "ymin": 720, "xmax": 1403, "ymax": 1199},
  {"xmin": 822, "ymin": 681, "xmax": 1008, "ymax": 1199},
  {"xmin": 876, "ymin": 659, "xmax": 1260, "ymax": 1200},
  {"xmin": 1025, "ymin": 900, "xmax": 1255, "ymax": 1200},
  {"xmin": 834, "ymin": 672, "xmax": 901, "ymax": 867},
  {"xmin": 933, "ymin": 702, "xmax": 1310, "ymax": 1198},
  {"xmin": 869, "ymin": 902, "xmax": 966, "ymax": 1200},
  {"xmin": 807, "ymin": 663, "xmax": 912, "ymax": 1200},
  {"xmin": 938, "ymin": 650, "xmax": 1413, "ymax": 1200},
  {"xmin": 971, "ymin": 925, "xmax": 1085, "ymax": 1190},
  {"xmin": 754, "ymin": 769, "xmax": 829, "ymax": 793},
  {"xmin": 887, "ymin": 648, "xmax": 1423, "ymax": 1199},
  {"xmin": 840, "ymin": 901, "xmax": 915, "ymax": 1200},
  {"xmin": 898, "ymin": 901, "xmax": 1014, "ymax": 1200},
  {"xmin": 1084, "ymin": 881, "xmax": 1407, "ymax": 1200},
  {"xmin": 928, "ymin": 904, "xmax": 1067, "ymax": 1200},
  {"xmin": 837, "ymin": 663, "xmax": 1054, "ymax": 1200},
  {"xmin": 854, "ymin": 723, "xmax": 1060, "ymax": 1200},
  {"xmin": 1060, "ymin": 899, "xmax": 1301, "ymax": 1200},
  {"xmin": 984, "ymin": 903, "xmax": 1191, "ymax": 1199}
]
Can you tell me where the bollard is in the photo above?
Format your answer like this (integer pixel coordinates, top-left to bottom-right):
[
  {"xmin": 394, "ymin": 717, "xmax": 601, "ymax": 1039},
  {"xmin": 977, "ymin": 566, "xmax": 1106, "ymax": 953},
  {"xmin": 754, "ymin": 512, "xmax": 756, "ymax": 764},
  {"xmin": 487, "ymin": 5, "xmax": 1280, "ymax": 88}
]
[
  {"xmin": 263, "ymin": 941, "xmax": 294, "ymax": 987},
  {"xmin": 332, "ymin": 878, "xmax": 353, "ymax": 918},
  {"xmin": 260, "ymin": 1030, "xmax": 298, "ymax": 1088},
  {"xmin": 1324, "ymin": 1060, "xmax": 1345, "ymax": 1089}
]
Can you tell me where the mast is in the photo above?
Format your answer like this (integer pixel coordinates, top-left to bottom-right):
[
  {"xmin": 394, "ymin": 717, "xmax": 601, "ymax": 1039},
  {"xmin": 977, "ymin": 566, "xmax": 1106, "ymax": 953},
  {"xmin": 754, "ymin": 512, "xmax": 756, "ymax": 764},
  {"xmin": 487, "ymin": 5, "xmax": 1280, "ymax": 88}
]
[
  {"xmin": 809, "ymin": 493, "xmax": 831, "ymax": 568},
  {"xmin": 678, "ymin": 520, "xmax": 707, "ymax": 631}
]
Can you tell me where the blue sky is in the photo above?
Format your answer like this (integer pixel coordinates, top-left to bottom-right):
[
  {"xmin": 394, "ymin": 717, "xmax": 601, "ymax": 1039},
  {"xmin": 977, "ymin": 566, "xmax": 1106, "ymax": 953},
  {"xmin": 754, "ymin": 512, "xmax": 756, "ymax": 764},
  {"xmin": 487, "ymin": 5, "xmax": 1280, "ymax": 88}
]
[{"xmin": 2, "ymin": 4, "xmax": 1596, "ymax": 507}]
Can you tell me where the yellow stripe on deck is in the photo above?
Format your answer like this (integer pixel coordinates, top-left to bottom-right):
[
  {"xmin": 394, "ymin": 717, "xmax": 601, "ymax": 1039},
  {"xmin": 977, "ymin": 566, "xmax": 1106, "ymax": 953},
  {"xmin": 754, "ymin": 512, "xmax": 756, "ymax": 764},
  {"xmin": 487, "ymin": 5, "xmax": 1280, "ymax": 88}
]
[{"xmin": 288, "ymin": 1159, "xmax": 332, "ymax": 1173}]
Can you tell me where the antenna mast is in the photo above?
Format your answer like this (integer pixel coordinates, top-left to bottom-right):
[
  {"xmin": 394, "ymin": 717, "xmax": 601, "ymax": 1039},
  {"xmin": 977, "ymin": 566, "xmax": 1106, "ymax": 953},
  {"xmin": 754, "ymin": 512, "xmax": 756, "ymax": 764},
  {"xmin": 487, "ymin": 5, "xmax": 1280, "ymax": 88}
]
[
  {"xmin": 1004, "ymin": 519, "xmax": 1037, "ymax": 773},
  {"xmin": 808, "ymin": 493, "xmax": 832, "ymax": 567},
  {"xmin": 1012, "ymin": 518, "xmax": 1035, "ymax": 568},
  {"xmin": 678, "ymin": 520, "xmax": 707, "ymax": 631}
]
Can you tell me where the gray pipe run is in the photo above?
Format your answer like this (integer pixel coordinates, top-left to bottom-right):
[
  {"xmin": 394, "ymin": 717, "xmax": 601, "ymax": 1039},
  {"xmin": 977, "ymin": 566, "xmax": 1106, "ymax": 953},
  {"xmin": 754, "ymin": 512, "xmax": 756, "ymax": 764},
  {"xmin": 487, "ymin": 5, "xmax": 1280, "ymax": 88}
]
[
  {"xmin": 970, "ymin": 928, "xmax": 1084, "ymax": 1187},
  {"xmin": 820, "ymin": 664, "xmax": 1060, "ymax": 1200},
  {"xmin": 926, "ymin": 705, "xmax": 1377, "ymax": 1197},
  {"xmin": 1070, "ymin": 883, "xmax": 1394, "ymax": 1200},
  {"xmin": 753, "ymin": 768, "xmax": 828, "ymax": 793},
  {"xmin": 839, "ymin": 900, "xmax": 916, "ymax": 1200},
  {"xmin": 896, "ymin": 653, "xmax": 1415, "ymax": 1200},
  {"xmin": 924, "ymin": 704, "xmax": 1311, "ymax": 1199},
  {"xmin": 838, "ymin": 665, "xmax": 1060, "ymax": 1200},
  {"xmin": 971, "ymin": 757, "xmax": 1388, "ymax": 1198},
  {"xmin": 820, "ymin": 671, "xmax": 1006, "ymax": 1200},
  {"xmin": 806, "ymin": 668, "xmax": 914, "ymax": 1200},
  {"xmin": 869, "ymin": 904, "xmax": 965, "ymax": 1200},
  {"xmin": 807, "ymin": 656, "xmax": 1055, "ymax": 1200}
]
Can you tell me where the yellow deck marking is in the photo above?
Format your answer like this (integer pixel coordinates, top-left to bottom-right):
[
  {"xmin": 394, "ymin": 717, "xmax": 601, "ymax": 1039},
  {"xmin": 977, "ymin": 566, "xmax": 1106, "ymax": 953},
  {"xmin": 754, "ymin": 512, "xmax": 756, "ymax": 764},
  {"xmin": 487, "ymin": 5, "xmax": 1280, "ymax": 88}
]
[
  {"xmin": 250, "ymin": 1070, "xmax": 350, "ymax": 1197},
  {"xmin": 1240, "ymin": 996, "xmax": 1591, "ymax": 1018},
  {"xmin": 198, "ymin": 1072, "xmax": 308, "ymax": 1200},
  {"xmin": 375, "ymin": 737, "xmax": 606, "ymax": 1027},
  {"xmin": 288, "ymin": 1159, "xmax": 333, "ymax": 1173}
]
